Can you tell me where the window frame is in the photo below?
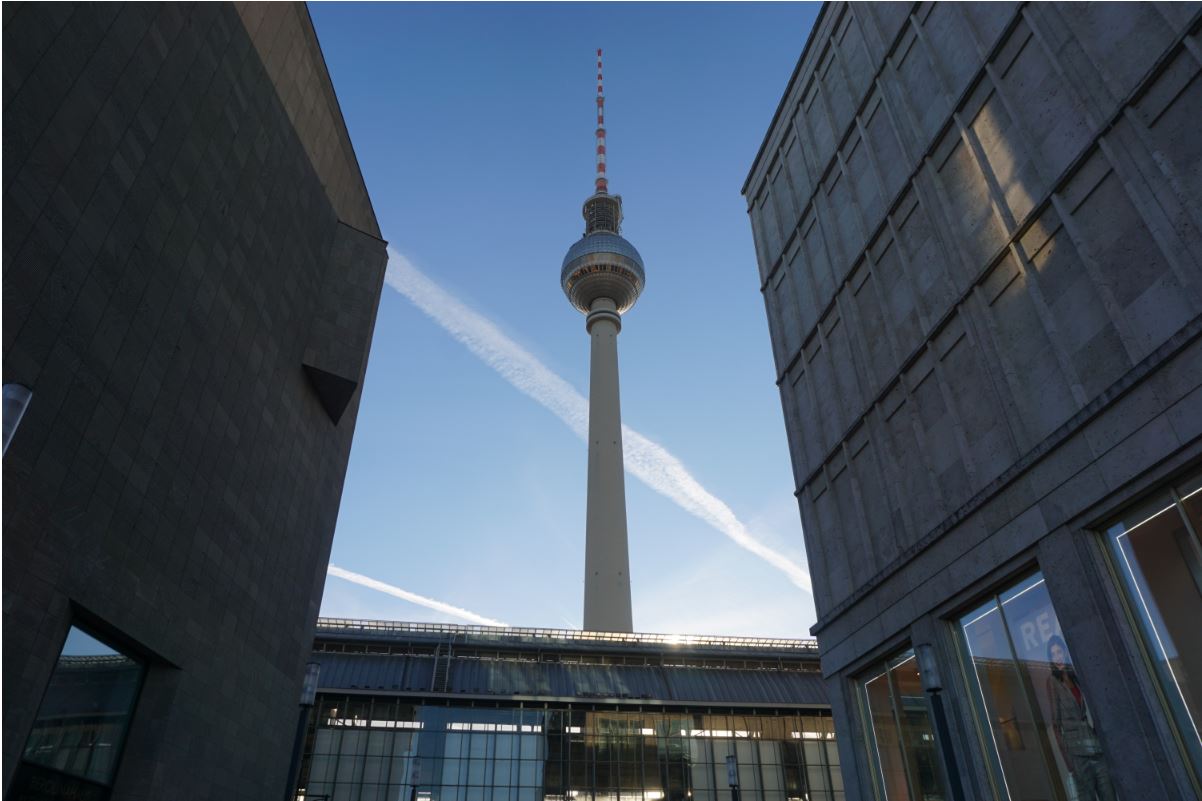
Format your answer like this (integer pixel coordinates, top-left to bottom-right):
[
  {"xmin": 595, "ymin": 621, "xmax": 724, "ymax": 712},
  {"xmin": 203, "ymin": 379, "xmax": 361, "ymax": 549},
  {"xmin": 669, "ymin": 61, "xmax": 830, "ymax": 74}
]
[
  {"xmin": 1098, "ymin": 469, "xmax": 1202, "ymax": 796},
  {"xmin": 950, "ymin": 567, "xmax": 1124, "ymax": 801},
  {"xmin": 855, "ymin": 645, "xmax": 946, "ymax": 801},
  {"xmin": 17, "ymin": 619, "xmax": 149, "ymax": 795}
]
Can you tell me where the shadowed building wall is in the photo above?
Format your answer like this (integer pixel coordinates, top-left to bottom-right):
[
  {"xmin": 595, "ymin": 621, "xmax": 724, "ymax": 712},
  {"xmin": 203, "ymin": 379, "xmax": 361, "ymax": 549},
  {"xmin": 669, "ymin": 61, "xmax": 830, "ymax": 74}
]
[
  {"xmin": 744, "ymin": 4, "xmax": 1201, "ymax": 801},
  {"xmin": 2, "ymin": 3, "xmax": 387, "ymax": 799}
]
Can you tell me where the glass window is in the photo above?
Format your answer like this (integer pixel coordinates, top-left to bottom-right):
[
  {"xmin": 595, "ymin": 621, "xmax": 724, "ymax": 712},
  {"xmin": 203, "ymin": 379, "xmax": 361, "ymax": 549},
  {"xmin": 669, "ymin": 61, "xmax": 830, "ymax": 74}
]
[
  {"xmin": 15, "ymin": 625, "xmax": 145, "ymax": 794},
  {"xmin": 959, "ymin": 572, "xmax": 1116, "ymax": 801},
  {"xmin": 300, "ymin": 702, "xmax": 841, "ymax": 801},
  {"xmin": 1106, "ymin": 473, "xmax": 1202, "ymax": 777},
  {"xmin": 3, "ymin": 382, "xmax": 32, "ymax": 454},
  {"xmin": 859, "ymin": 649, "xmax": 946, "ymax": 800}
]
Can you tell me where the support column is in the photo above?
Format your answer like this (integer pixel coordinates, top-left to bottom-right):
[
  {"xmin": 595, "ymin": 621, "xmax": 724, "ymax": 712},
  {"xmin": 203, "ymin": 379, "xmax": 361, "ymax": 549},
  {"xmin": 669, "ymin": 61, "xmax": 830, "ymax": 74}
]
[{"xmin": 583, "ymin": 297, "xmax": 633, "ymax": 632}]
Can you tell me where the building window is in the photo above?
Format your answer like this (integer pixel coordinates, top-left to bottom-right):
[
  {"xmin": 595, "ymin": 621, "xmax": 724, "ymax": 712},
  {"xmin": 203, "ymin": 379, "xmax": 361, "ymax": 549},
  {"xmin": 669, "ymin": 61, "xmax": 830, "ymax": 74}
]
[
  {"xmin": 299, "ymin": 702, "xmax": 843, "ymax": 801},
  {"xmin": 3, "ymin": 382, "xmax": 32, "ymax": 455},
  {"xmin": 1105, "ymin": 470, "xmax": 1202, "ymax": 779},
  {"xmin": 858, "ymin": 648, "xmax": 946, "ymax": 800},
  {"xmin": 957, "ymin": 572, "xmax": 1116, "ymax": 801},
  {"xmin": 13, "ymin": 625, "xmax": 145, "ymax": 798}
]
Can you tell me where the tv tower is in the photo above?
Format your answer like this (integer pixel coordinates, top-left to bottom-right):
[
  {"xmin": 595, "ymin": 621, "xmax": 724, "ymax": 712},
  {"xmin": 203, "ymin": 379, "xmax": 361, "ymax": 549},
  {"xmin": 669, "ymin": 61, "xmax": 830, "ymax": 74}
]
[{"xmin": 560, "ymin": 49, "xmax": 645, "ymax": 633}]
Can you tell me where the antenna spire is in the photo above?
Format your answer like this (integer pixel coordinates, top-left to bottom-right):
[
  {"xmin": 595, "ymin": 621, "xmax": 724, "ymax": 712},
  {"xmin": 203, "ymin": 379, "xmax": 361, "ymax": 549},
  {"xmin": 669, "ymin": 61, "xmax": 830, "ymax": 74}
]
[{"xmin": 595, "ymin": 48, "xmax": 607, "ymax": 194}]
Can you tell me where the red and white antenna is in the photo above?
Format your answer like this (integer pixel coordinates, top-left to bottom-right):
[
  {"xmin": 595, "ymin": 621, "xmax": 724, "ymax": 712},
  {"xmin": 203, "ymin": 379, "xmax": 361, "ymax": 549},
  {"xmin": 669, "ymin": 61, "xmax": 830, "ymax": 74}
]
[{"xmin": 595, "ymin": 48, "xmax": 607, "ymax": 195}]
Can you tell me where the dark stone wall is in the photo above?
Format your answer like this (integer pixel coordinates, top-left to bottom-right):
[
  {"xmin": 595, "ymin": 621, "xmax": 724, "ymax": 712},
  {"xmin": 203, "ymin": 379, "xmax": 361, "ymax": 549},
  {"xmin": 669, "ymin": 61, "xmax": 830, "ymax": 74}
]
[
  {"xmin": 744, "ymin": 3, "xmax": 1202, "ymax": 800},
  {"xmin": 2, "ymin": 4, "xmax": 387, "ymax": 799}
]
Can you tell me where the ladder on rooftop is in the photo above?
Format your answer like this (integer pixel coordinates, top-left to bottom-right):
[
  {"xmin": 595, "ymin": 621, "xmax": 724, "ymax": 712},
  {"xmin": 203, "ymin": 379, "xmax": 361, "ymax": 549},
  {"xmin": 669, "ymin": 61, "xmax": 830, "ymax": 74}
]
[{"xmin": 431, "ymin": 640, "xmax": 453, "ymax": 693}]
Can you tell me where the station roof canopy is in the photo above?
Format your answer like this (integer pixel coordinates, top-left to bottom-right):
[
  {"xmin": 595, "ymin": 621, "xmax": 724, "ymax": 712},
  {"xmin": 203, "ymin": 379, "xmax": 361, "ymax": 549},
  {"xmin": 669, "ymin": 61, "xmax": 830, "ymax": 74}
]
[{"xmin": 311, "ymin": 619, "xmax": 828, "ymax": 709}]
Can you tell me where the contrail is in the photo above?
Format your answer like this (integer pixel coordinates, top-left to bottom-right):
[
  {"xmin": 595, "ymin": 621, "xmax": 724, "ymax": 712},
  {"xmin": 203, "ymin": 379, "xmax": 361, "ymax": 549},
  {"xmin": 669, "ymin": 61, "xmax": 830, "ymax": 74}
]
[
  {"xmin": 385, "ymin": 249, "xmax": 813, "ymax": 594},
  {"xmin": 328, "ymin": 564, "xmax": 509, "ymax": 627}
]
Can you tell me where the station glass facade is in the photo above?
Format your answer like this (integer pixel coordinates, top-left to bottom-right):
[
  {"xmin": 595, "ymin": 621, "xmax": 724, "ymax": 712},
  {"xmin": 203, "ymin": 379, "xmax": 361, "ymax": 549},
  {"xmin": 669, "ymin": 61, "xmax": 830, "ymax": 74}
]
[{"xmin": 298, "ymin": 699, "xmax": 842, "ymax": 801}]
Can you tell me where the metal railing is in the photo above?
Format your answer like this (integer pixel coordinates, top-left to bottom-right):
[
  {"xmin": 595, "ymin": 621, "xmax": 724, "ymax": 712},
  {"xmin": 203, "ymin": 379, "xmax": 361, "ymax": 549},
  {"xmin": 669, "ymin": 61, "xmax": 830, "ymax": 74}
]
[
  {"xmin": 58, "ymin": 654, "xmax": 138, "ymax": 667},
  {"xmin": 315, "ymin": 618, "xmax": 819, "ymax": 653}
]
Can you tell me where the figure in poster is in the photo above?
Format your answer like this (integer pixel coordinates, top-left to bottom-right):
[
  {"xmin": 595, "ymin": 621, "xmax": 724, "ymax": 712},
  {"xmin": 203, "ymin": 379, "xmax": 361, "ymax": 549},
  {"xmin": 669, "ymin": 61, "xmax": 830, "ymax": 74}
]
[{"xmin": 1045, "ymin": 636, "xmax": 1117, "ymax": 801}]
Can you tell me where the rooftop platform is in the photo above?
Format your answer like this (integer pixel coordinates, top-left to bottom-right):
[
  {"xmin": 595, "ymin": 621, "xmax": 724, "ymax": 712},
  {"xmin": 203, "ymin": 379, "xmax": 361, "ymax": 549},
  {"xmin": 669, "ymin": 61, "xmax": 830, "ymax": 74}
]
[{"xmin": 311, "ymin": 619, "xmax": 827, "ymax": 709}]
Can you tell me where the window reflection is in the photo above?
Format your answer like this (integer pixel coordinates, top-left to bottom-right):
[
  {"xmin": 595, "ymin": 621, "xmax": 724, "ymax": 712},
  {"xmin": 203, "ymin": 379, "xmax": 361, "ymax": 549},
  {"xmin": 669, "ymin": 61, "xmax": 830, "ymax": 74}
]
[
  {"xmin": 298, "ymin": 703, "xmax": 842, "ymax": 801},
  {"xmin": 1107, "ymin": 473, "xmax": 1202, "ymax": 779},
  {"xmin": 959, "ymin": 573, "xmax": 1115, "ymax": 801},
  {"xmin": 17, "ymin": 625, "xmax": 144, "ymax": 794},
  {"xmin": 859, "ymin": 649, "xmax": 945, "ymax": 800}
]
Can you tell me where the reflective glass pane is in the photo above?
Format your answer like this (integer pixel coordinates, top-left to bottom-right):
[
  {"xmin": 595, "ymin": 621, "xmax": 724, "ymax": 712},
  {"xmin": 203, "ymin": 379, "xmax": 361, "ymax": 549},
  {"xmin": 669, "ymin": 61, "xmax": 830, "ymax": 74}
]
[
  {"xmin": 301, "ymin": 703, "xmax": 840, "ymax": 801},
  {"xmin": 518, "ymin": 759, "xmax": 541, "ymax": 787},
  {"xmin": 806, "ymin": 765, "xmax": 830, "ymax": 793},
  {"xmin": 338, "ymin": 731, "xmax": 367, "ymax": 784},
  {"xmin": 889, "ymin": 655, "xmax": 942, "ymax": 800},
  {"xmin": 863, "ymin": 668, "xmax": 910, "ymax": 800},
  {"xmin": 369, "ymin": 731, "xmax": 394, "ymax": 757},
  {"xmin": 20, "ymin": 625, "xmax": 144, "ymax": 787},
  {"xmin": 960, "ymin": 574, "xmax": 1116, "ymax": 801},
  {"xmin": 1109, "ymin": 489, "xmax": 1202, "ymax": 773},
  {"xmin": 961, "ymin": 594, "xmax": 1056, "ymax": 801},
  {"xmin": 860, "ymin": 649, "xmax": 945, "ymax": 801},
  {"xmin": 365, "ymin": 755, "xmax": 388, "ymax": 783},
  {"xmin": 311, "ymin": 753, "xmax": 336, "ymax": 784},
  {"xmin": 823, "ymin": 740, "xmax": 839, "ymax": 768}
]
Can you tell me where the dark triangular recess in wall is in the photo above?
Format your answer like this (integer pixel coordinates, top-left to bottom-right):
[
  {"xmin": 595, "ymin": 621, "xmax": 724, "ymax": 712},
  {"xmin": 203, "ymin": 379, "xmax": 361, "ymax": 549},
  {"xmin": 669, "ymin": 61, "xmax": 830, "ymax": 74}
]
[{"xmin": 303, "ymin": 363, "xmax": 357, "ymax": 425}]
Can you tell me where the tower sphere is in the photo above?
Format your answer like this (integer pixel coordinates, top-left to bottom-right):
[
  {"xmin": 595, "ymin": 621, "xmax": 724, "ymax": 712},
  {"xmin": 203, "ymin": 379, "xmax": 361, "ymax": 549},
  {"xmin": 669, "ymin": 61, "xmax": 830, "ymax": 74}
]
[
  {"xmin": 561, "ymin": 193, "xmax": 645, "ymax": 315},
  {"xmin": 560, "ymin": 233, "xmax": 645, "ymax": 314}
]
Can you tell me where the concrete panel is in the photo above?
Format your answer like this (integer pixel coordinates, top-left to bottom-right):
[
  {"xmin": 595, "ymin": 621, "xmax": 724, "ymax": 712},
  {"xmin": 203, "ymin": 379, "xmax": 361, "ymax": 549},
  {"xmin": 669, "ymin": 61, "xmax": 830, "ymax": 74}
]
[
  {"xmin": 979, "ymin": 252, "xmax": 1079, "ymax": 448},
  {"xmin": 845, "ymin": 133, "xmax": 884, "ymax": 238},
  {"xmin": 847, "ymin": 262, "xmax": 894, "ymax": 397},
  {"xmin": 891, "ymin": 24, "xmax": 947, "ymax": 153},
  {"xmin": 861, "ymin": 91, "xmax": 907, "ymax": 206},
  {"xmin": 932, "ymin": 129, "xmax": 1008, "ymax": 281},
  {"xmin": 1062, "ymin": 1, "xmax": 1177, "ymax": 104},
  {"xmin": 918, "ymin": 3, "xmax": 980, "ymax": 103},
  {"xmin": 1068, "ymin": 160, "xmax": 1194, "ymax": 362}
]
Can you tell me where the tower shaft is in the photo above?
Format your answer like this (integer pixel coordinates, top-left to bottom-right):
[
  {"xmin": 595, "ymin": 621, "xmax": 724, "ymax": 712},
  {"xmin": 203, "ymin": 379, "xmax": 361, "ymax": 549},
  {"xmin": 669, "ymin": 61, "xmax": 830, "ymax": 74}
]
[{"xmin": 582, "ymin": 298, "xmax": 633, "ymax": 632}]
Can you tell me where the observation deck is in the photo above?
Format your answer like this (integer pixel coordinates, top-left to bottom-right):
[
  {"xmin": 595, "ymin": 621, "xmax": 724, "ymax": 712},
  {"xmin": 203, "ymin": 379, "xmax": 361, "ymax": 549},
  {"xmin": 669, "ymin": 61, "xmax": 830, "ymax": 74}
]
[{"xmin": 561, "ymin": 193, "xmax": 645, "ymax": 314}]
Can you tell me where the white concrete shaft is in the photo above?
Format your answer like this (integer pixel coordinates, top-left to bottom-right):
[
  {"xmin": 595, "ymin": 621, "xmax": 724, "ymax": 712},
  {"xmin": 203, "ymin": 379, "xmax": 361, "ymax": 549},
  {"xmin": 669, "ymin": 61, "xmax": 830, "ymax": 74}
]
[{"xmin": 582, "ymin": 297, "xmax": 633, "ymax": 632}]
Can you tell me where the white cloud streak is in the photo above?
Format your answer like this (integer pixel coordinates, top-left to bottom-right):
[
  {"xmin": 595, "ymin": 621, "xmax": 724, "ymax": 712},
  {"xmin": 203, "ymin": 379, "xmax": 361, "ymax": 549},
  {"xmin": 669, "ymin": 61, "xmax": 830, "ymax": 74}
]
[
  {"xmin": 385, "ymin": 249, "xmax": 812, "ymax": 594},
  {"xmin": 328, "ymin": 564, "xmax": 509, "ymax": 627}
]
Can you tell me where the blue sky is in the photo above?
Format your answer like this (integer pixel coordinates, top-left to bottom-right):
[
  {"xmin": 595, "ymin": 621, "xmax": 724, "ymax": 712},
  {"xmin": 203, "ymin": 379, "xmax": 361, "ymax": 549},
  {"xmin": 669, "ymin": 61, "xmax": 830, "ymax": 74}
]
[{"xmin": 310, "ymin": 3, "xmax": 822, "ymax": 637}]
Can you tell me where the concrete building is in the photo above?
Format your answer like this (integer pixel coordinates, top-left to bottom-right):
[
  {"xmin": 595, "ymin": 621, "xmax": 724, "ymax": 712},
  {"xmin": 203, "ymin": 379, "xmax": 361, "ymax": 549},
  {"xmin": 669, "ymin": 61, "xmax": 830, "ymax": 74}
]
[
  {"xmin": 743, "ymin": 4, "xmax": 1201, "ymax": 801},
  {"xmin": 560, "ymin": 50, "xmax": 646, "ymax": 633},
  {"xmin": 3, "ymin": 4, "xmax": 387, "ymax": 799},
  {"xmin": 294, "ymin": 619, "xmax": 838, "ymax": 801}
]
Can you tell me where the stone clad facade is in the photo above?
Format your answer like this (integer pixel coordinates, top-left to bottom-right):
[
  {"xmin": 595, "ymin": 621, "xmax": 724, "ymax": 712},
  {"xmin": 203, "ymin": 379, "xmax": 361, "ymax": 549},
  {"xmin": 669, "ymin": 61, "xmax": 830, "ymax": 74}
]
[
  {"xmin": 744, "ymin": 3, "xmax": 1201, "ymax": 800},
  {"xmin": 3, "ymin": 4, "xmax": 387, "ymax": 799}
]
